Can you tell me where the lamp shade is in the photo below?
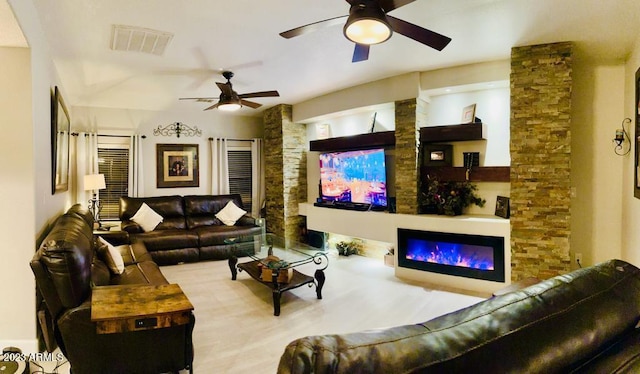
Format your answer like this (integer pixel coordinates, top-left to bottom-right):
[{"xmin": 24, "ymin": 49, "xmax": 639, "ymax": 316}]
[{"xmin": 84, "ymin": 174, "xmax": 106, "ymax": 191}]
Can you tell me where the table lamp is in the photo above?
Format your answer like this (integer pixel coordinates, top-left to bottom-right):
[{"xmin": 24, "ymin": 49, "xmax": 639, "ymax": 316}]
[{"xmin": 84, "ymin": 173, "xmax": 106, "ymax": 228}]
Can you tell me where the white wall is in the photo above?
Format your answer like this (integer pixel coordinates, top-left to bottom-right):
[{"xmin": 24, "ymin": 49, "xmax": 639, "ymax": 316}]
[
  {"xmin": 72, "ymin": 105, "xmax": 262, "ymax": 197},
  {"xmin": 572, "ymin": 62, "xmax": 626, "ymax": 268},
  {"xmin": 1, "ymin": 0, "xmax": 70, "ymax": 353}
]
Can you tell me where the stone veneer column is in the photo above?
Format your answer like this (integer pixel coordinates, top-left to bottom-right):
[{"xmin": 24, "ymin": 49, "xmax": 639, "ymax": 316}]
[
  {"xmin": 510, "ymin": 42, "xmax": 572, "ymax": 280},
  {"xmin": 395, "ymin": 98, "xmax": 425, "ymax": 214},
  {"xmin": 263, "ymin": 104, "xmax": 307, "ymax": 243}
]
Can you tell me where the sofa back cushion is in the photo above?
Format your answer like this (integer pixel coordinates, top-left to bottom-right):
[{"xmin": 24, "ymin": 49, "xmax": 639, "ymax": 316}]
[
  {"xmin": 120, "ymin": 196, "xmax": 186, "ymax": 230},
  {"xmin": 183, "ymin": 194, "xmax": 245, "ymax": 229},
  {"xmin": 34, "ymin": 210, "xmax": 94, "ymax": 311}
]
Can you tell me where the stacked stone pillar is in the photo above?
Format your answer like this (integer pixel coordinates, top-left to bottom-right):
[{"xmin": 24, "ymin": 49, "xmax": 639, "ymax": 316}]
[
  {"xmin": 510, "ymin": 42, "xmax": 573, "ymax": 280},
  {"xmin": 263, "ymin": 104, "xmax": 307, "ymax": 243},
  {"xmin": 394, "ymin": 98, "xmax": 425, "ymax": 214}
]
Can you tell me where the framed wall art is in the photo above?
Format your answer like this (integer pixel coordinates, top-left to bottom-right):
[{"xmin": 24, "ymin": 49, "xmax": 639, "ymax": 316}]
[
  {"xmin": 635, "ymin": 67, "xmax": 640, "ymax": 199},
  {"xmin": 156, "ymin": 144, "xmax": 199, "ymax": 188},
  {"xmin": 51, "ymin": 86, "xmax": 70, "ymax": 194}
]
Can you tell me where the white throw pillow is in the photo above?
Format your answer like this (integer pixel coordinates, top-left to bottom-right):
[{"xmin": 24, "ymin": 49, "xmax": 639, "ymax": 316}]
[
  {"xmin": 97, "ymin": 236, "xmax": 125, "ymax": 275},
  {"xmin": 131, "ymin": 203, "xmax": 163, "ymax": 232},
  {"xmin": 215, "ymin": 201, "xmax": 247, "ymax": 226}
]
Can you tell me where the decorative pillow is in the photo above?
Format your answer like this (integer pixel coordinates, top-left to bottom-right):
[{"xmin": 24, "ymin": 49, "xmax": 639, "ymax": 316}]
[
  {"xmin": 215, "ymin": 201, "xmax": 247, "ymax": 226},
  {"xmin": 96, "ymin": 236, "xmax": 125, "ymax": 275},
  {"xmin": 130, "ymin": 203, "xmax": 163, "ymax": 232}
]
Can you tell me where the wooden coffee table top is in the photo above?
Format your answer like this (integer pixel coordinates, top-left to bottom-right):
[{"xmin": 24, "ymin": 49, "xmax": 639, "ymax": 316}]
[{"xmin": 91, "ymin": 284, "xmax": 193, "ymax": 322}]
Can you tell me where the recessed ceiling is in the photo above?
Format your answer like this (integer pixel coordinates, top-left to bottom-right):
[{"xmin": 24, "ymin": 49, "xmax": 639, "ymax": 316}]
[{"xmin": 15, "ymin": 0, "xmax": 640, "ymax": 116}]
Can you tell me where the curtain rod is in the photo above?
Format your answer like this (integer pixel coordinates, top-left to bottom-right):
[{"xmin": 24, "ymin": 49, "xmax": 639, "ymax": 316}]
[
  {"xmin": 208, "ymin": 137, "xmax": 255, "ymax": 142},
  {"xmin": 71, "ymin": 133, "xmax": 146, "ymax": 138}
]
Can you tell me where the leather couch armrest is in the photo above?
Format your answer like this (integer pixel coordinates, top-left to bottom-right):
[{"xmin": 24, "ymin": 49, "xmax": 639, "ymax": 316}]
[
  {"xmin": 236, "ymin": 215, "xmax": 256, "ymax": 226},
  {"xmin": 93, "ymin": 231, "xmax": 130, "ymax": 246},
  {"xmin": 121, "ymin": 220, "xmax": 143, "ymax": 234}
]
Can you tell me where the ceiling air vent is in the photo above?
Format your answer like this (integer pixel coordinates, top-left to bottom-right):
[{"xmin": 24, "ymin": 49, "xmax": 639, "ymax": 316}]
[{"xmin": 110, "ymin": 25, "xmax": 173, "ymax": 56}]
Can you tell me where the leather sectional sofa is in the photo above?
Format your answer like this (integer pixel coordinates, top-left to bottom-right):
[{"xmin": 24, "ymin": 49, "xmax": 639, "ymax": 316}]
[
  {"xmin": 278, "ymin": 259, "xmax": 640, "ymax": 373},
  {"xmin": 30, "ymin": 204, "xmax": 194, "ymax": 374},
  {"xmin": 119, "ymin": 194, "xmax": 262, "ymax": 265}
]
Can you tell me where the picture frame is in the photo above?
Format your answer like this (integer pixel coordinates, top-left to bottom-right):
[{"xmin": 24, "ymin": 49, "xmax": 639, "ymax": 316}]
[
  {"xmin": 495, "ymin": 196, "xmax": 510, "ymax": 219},
  {"xmin": 156, "ymin": 144, "xmax": 199, "ymax": 188},
  {"xmin": 51, "ymin": 86, "xmax": 70, "ymax": 194},
  {"xmin": 422, "ymin": 144, "xmax": 453, "ymax": 166},
  {"xmin": 461, "ymin": 103, "xmax": 477, "ymax": 124},
  {"xmin": 635, "ymin": 67, "xmax": 640, "ymax": 199}
]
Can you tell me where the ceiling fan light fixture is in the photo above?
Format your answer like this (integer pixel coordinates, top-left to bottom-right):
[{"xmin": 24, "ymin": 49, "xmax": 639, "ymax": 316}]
[
  {"xmin": 217, "ymin": 96, "xmax": 242, "ymax": 111},
  {"xmin": 343, "ymin": 3, "xmax": 392, "ymax": 45}
]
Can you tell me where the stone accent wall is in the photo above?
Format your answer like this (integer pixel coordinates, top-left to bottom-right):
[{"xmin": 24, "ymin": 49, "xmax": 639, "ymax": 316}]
[
  {"xmin": 394, "ymin": 98, "xmax": 422, "ymax": 214},
  {"xmin": 263, "ymin": 104, "xmax": 307, "ymax": 243},
  {"xmin": 510, "ymin": 42, "xmax": 573, "ymax": 280}
]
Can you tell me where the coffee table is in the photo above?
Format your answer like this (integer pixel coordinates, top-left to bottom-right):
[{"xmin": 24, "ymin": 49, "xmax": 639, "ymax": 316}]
[{"xmin": 228, "ymin": 234, "xmax": 329, "ymax": 316}]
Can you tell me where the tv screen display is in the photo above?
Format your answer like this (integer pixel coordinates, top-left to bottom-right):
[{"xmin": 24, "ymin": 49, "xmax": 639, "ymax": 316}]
[{"xmin": 319, "ymin": 148, "xmax": 387, "ymax": 207}]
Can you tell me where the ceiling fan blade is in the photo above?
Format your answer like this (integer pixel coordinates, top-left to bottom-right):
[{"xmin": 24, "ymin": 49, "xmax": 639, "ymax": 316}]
[
  {"xmin": 352, "ymin": 43, "xmax": 370, "ymax": 63},
  {"xmin": 378, "ymin": 0, "xmax": 417, "ymax": 13},
  {"xmin": 280, "ymin": 15, "xmax": 347, "ymax": 39},
  {"xmin": 179, "ymin": 97, "xmax": 217, "ymax": 101},
  {"xmin": 240, "ymin": 99, "xmax": 262, "ymax": 109},
  {"xmin": 203, "ymin": 103, "xmax": 220, "ymax": 111},
  {"xmin": 216, "ymin": 81, "xmax": 234, "ymax": 96},
  {"xmin": 238, "ymin": 90, "xmax": 280, "ymax": 99},
  {"xmin": 387, "ymin": 15, "xmax": 451, "ymax": 51}
]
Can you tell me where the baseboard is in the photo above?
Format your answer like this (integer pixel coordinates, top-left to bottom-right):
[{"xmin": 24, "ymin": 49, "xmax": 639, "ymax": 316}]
[{"xmin": 0, "ymin": 339, "xmax": 38, "ymax": 355}]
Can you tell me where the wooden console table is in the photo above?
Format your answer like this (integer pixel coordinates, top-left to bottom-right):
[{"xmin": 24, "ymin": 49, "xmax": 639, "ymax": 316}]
[{"xmin": 91, "ymin": 284, "xmax": 193, "ymax": 334}]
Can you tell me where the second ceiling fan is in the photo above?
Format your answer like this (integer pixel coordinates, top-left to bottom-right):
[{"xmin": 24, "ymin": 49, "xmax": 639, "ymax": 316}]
[
  {"xmin": 280, "ymin": 0, "xmax": 451, "ymax": 62},
  {"xmin": 179, "ymin": 71, "xmax": 279, "ymax": 111}
]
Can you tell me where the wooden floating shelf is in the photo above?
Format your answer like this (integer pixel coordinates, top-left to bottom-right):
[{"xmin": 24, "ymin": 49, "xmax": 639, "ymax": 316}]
[
  {"xmin": 421, "ymin": 166, "xmax": 510, "ymax": 183},
  {"xmin": 309, "ymin": 131, "xmax": 395, "ymax": 152},
  {"xmin": 420, "ymin": 123, "xmax": 484, "ymax": 143}
]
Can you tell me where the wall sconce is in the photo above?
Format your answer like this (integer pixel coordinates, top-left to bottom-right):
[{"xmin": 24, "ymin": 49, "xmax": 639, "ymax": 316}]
[
  {"xmin": 153, "ymin": 122, "xmax": 202, "ymax": 138},
  {"xmin": 613, "ymin": 118, "xmax": 631, "ymax": 156}
]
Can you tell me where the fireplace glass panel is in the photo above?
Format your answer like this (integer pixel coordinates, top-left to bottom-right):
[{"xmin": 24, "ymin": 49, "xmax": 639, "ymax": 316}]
[{"xmin": 398, "ymin": 229, "xmax": 505, "ymax": 282}]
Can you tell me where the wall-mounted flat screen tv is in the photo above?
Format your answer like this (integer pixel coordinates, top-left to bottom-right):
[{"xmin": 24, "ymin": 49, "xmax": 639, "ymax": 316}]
[{"xmin": 319, "ymin": 148, "xmax": 387, "ymax": 208}]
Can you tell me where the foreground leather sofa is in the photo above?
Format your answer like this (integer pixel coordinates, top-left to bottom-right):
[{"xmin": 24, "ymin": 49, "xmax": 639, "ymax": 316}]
[
  {"xmin": 120, "ymin": 194, "xmax": 262, "ymax": 265},
  {"xmin": 278, "ymin": 259, "xmax": 640, "ymax": 373},
  {"xmin": 31, "ymin": 204, "xmax": 195, "ymax": 374}
]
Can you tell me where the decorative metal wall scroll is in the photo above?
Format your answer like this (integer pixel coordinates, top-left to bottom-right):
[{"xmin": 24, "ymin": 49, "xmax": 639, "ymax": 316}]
[{"xmin": 153, "ymin": 122, "xmax": 202, "ymax": 138}]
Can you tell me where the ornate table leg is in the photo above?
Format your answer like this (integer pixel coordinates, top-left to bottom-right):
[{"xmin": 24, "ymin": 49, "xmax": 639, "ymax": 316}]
[
  {"xmin": 315, "ymin": 269, "xmax": 325, "ymax": 299},
  {"xmin": 228, "ymin": 256, "xmax": 238, "ymax": 280}
]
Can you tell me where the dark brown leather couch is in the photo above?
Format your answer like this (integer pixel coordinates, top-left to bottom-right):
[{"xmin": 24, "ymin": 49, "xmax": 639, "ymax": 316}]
[
  {"xmin": 31, "ymin": 204, "xmax": 194, "ymax": 374},
  {"xmin": 119, "ymin": 194, "xmax": 262, "ymax": 265},
  {"xmin": 278, "ymin": 259, "xmax": 640, "ymax": 373}
]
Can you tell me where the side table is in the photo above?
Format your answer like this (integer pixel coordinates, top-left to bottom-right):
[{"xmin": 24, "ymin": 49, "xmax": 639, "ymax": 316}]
[{"xmin": 91, "ymin": 283, "xmax": 193, "ymax": 333}]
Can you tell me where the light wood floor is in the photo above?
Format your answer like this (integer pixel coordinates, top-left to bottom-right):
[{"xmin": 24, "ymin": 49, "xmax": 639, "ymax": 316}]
[{"xmin": 161, "ymin": 252, "xmax": 485, "ymax": 373}]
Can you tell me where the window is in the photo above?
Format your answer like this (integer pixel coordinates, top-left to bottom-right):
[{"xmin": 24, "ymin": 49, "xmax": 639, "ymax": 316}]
[
  {"xmin": 227, "ymin": 148, "xmax": 252, "ymax": 212},
  {"xmin": 98, "ymin": 144, "xmax": 129, "ymax": 220}
]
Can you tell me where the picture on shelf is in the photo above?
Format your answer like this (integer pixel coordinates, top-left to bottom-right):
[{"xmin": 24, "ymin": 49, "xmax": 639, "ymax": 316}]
[
  {"xmin": 461, "ymin": 103, "xmax": 477, "ymax": 124},
  {"xmin": 495, "ymin": 196, "xmax": 510, "ymax": 218}
]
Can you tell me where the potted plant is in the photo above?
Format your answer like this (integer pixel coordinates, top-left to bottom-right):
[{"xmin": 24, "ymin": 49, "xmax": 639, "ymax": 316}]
[
  {"xmin": 419, "ymin": 175, "xmax": 486, "ymax": 216},
  {"xmin": 336, "ymin": 240, "xmax": 362, "ymax": 256}
]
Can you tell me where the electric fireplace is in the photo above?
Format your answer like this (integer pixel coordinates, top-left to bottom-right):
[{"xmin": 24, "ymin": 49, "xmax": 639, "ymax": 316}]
[{"xmin": 397, "ymin": 228, "xmax": 505, "ymax": 282}]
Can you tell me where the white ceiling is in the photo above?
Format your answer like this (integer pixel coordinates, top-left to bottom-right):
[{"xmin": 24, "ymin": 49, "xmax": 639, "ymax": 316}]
[{"xmin": 7, "ymin": 0, "xmax": 640, "ymax": 117}]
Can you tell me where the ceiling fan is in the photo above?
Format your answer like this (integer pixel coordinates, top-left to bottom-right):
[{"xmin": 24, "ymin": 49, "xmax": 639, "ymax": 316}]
[
  {"xmin": 179, "ymin": 71, "xmax": 279, "ymax": 111},
  {"xmin": 280, "ymin": 0, "xmax": 451, "ymax": 63}
]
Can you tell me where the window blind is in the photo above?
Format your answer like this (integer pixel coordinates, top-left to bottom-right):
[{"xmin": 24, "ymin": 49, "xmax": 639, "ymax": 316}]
[
  {"xmin": 97, "ymin": 147, "xmax": 129, "ymax": 220},
  {"xmin": 227, "ymin": 150, "xmax": 252, "ymax": 212}
]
